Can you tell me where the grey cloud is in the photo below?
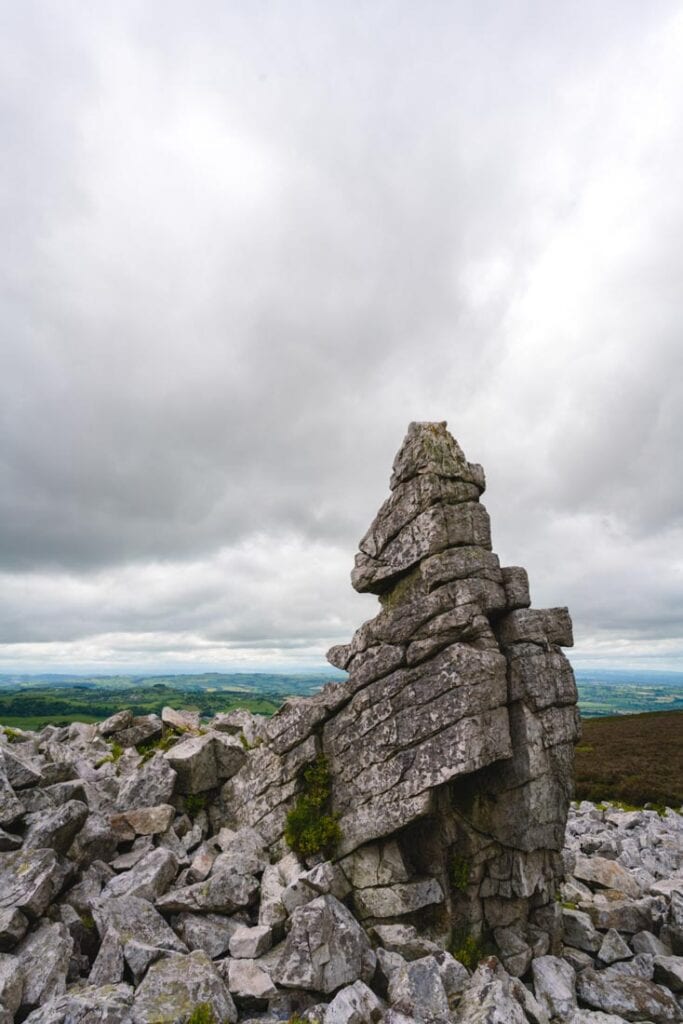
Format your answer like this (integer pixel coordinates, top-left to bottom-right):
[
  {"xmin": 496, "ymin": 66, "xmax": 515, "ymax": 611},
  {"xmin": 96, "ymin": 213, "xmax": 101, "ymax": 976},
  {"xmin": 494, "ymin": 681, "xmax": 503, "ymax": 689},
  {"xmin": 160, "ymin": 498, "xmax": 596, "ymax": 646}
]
[{"xmin": 1, "ymin": 1, "xmax": 682, "ymax": 669}]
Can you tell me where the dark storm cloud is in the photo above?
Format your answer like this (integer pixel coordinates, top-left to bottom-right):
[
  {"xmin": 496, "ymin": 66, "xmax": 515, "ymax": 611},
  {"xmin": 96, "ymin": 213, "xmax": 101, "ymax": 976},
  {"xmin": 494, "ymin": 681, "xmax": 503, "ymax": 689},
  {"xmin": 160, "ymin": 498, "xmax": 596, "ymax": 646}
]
[{"xmin": 1, "ymin": 1, "xmax": 682, "ymax": 669}]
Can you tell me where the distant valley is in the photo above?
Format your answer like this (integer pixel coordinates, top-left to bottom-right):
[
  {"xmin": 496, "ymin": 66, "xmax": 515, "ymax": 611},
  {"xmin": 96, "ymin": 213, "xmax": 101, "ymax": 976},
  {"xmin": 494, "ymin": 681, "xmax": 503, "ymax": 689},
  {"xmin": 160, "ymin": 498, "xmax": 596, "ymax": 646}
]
[{"xmin": 0, "ymin": 666, "xmax": 681, "ymax": 731}]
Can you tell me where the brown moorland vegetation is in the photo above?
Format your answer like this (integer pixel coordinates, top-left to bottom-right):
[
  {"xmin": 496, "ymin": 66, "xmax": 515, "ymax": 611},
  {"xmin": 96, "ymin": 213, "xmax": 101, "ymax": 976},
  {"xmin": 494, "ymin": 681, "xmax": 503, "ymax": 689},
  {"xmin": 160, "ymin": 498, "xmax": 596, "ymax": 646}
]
[{"xmin": 575, "ymin": 709, "xmax": 683, "ymax": 808}]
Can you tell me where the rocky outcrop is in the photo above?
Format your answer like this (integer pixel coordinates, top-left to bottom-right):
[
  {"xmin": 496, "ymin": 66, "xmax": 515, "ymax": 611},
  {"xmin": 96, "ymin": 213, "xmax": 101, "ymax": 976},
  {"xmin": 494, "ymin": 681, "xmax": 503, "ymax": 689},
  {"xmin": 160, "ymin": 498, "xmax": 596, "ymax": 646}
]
[
  {"xmin": 222, "ymin": 421, "xmax": 580, "ymax": 965},
  {"xmin": 0, "ymin": 421, "xmax": 681, "ymax": 1023}
]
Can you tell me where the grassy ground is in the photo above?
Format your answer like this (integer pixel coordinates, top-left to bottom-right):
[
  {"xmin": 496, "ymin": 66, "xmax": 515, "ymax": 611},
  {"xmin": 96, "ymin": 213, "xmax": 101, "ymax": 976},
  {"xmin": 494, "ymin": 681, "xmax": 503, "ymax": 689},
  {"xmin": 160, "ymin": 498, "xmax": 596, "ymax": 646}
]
[{"xmin": 575, "ymin": 709, "xmax": 683, "ymax": 808}]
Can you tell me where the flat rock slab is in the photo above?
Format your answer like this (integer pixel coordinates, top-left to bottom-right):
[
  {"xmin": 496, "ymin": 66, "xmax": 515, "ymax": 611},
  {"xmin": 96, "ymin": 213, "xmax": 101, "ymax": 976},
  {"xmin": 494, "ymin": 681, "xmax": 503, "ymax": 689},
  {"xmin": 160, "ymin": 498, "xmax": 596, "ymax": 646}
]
[
  {"xmin": 576, "ymin": 966, "xmax": 681, "ymax": 1023},
  {"xmin": 0, "ymin": 849, "xmax": 68, "ymax": 919},
  {"xmin": 131, "ymin": 950, "xmax": 237, "ymax": 1024}
]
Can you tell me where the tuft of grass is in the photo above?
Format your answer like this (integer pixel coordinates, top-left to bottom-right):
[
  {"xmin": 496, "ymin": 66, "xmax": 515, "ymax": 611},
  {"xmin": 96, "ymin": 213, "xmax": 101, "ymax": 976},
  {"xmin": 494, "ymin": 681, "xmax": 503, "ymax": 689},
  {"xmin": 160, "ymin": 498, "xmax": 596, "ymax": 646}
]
[
  {"xmin": 449, "ymin": 928, "xmax": 492, "ymax": 971},
  {"xmin": 285, "ymin": 755, "xmax": 341, "ymax": 858},
  {"xmin": 136, "ymin": 731, "xmax": 177, "ymax": 763},
  {"xmin": 186, "ymin": 1005, "xmax": 216, "ymax": 1024},
  {"xmin": 96, "ymin": 740, "xmax": 124, "ymax": 768},
  {"xmin": 450, "ymin": 853, "xmax": 471, "ymax": 892},
  {"xmin": 2, "ymin": 727, "xmax": 24, "ymax": 743},
  {"xmin": 185, "ymin": 793, "xmax": 207, "ymax": 817}
]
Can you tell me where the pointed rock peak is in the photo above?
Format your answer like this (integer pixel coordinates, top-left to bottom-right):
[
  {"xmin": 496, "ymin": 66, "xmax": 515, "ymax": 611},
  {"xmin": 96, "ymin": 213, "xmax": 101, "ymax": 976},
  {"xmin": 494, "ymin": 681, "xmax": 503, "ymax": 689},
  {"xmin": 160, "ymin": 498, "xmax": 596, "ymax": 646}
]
[{"xmin": 389, "ymin": 421, "xmax": 482, "ymax": 491}]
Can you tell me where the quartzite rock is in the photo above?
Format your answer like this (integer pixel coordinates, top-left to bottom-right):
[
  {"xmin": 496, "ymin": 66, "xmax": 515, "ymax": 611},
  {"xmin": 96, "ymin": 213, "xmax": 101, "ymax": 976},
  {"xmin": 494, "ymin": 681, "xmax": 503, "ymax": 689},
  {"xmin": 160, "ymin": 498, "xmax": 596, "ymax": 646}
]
[{"xmin": 272, "ymin": 894, "xmax": 376, "ymax": 994}]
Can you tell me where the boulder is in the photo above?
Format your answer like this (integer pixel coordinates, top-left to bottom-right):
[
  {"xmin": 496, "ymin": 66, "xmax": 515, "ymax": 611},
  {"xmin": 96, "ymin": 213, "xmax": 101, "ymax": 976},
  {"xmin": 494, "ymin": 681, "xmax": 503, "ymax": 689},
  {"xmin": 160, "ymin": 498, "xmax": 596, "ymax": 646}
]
[
  {"xmin": 15, "ymin": 920, "xmax": 73, "ymax": 1010},
  {"xmin": 229, "ymin": 923, "xmax": 272, "ymax": 958},
  {"xmin": 173, "ymin": 912, "xmax": 240, "ymax": 958},
  {"xmin": 272, "ymin": 894, "xmax": 376, "ymax": 994},
  {"xmin": 224, "ymin": 958, "xmax": 278, "ymax": 1002},
  {"xmin": 0, "ymin": 848, "xmax": 67, "ymax": 919},
  {"xmin": 131, "ymin": 950, "xmax": 237, "ymax": 1023},
  {"xmin": 22, "ymin": 983, "xmax": 134, "ymax": 1024},
  {"xmin": 0, "ymin": 906, "xmax": 29, "ymax": 950},
  {"xmin": 155, "ymin": 867, "xmax": 259, "ymax": 914},
  {"xmin": 531, "ymin": 955, "xmax": 577, "ymax": 1019},
  {"xmin": 23, "ymin": 799, "xmax": 88, "ymax": 854},
  {"xmin": 576, "ymin": 966, "xmax": 680, "ymax": 1023},
  {"xmin": 325, "ymin": 979, "xmax": 383, "ymax": 1023},
  {"xmin": 102, "ymin": 847, "xmax": 179, "ymax": 901}
]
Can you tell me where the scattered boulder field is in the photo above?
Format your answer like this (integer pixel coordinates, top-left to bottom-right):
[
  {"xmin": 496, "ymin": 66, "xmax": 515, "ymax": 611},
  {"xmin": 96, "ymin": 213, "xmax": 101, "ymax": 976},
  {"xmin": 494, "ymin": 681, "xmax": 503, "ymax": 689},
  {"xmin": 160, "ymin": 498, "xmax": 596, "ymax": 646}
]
[{"xmin": 0, "ymin": 422, "xmax": 680, "ymax": 1023}]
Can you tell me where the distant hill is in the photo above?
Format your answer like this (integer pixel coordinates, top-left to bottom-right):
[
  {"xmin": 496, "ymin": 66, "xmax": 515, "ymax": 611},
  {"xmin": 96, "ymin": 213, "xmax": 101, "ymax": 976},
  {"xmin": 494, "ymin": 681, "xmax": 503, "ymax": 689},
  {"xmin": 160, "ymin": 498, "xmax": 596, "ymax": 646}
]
[{"xmin": 575, "ymin": 709, "xmax": 683, "ymax": 808}]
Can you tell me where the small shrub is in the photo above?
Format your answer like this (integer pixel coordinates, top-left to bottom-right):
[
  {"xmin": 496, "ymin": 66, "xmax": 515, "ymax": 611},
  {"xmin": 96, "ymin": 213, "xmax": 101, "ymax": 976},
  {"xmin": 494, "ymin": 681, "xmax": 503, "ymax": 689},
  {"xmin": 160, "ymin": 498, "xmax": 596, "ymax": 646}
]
[
  {"xmin": 185, "ymin": 793, "xmax": 207, "ymax": 817},
  {"xmin": 450, "ymin": 853, "xmax": 471, "ymax": 891},
  {"xmin": 186, "ymin": 1005, "xmax": 216, "ymax": 1024},
  {"xmin": 285, "ymin": 755, "xmax": 341, "ymax": 858},
  {"xmin": 449, "ymin": 929, "xmax": 491, "ymax": 971}
]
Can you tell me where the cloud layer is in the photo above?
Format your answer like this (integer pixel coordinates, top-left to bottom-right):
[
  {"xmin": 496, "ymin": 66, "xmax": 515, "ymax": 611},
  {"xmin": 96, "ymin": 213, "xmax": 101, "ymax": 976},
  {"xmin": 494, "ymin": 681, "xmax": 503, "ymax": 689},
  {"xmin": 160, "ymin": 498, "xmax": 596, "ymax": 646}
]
[{"xmin": 1, "ymin": 1, "xmax": 682, "ymax": 671}]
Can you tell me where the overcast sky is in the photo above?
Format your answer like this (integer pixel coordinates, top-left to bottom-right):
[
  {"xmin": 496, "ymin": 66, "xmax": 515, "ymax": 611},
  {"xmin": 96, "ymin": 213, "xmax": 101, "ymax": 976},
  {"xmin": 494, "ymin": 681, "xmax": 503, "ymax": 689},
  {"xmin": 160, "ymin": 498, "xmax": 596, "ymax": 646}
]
[{"xmin": 1, "ymin": 1, "xmax": 682, "ymax": 675}]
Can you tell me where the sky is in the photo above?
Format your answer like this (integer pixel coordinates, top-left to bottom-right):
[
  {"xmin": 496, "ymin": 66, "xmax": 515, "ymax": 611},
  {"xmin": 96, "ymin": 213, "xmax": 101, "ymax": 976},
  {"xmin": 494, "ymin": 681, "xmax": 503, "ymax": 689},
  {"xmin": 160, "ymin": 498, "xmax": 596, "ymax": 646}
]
[{"xmin": 1, "ymin": 1, "xmax": 682, "ymax": 675}]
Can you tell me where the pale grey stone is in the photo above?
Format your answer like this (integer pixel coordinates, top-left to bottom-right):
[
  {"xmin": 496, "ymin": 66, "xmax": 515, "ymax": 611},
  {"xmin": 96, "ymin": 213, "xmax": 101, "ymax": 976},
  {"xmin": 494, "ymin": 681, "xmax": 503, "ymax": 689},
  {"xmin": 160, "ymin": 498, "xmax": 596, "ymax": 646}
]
[
  {"xmin": 229, "ymin": 924, "xmax": 273, "ymax": 958},
  {"xmin": 532, "ymin": 955, "xmax": 577, "ymax": 1019},
  {"xmin": 97, "ymin": 710, "xmax": 134, "ymax": 736},
  {"xmin": 102, "ymin": 847, "xmax": 178, "ymax": 902},
  {"xmin": 574, "ymin": 854, "xmax": 641, "ymax": 898},
  {"xmin": 22, "ymin": 983, "xmax": 134, "ymax": 1024},
  {"xmin": 0, "ymin": 953, "xmax": 23, "ymax": 1019},
  {"xmin": 173, "ymin": 912, "xmax": 239, "ymax": 957},
  {"xmin": 1, "ymin": 747, "xmax": 43, "ymax": 788},
  {"xmin": 633, "ymin": 930, "xmax": 672, "ymax": 957},
  {"xmin": 577, "ymin": 966, "xmax": 680, "ymax": 1022},
  {"xmin": 92, "ymin": 895, "xmax": 187, "ymax": 957},
  {"xmin": 562, "ymin": 909, "xmax": 602, "ymax": 952},
  {"xmin": 88, "ymin": 927, "xmax": 124, "ymax": 986},
  {"xmin": 155, "ymin": 867, "xmax": 259, "ymax": 914},
  {"xmin": 16, "ymin": 920, "xmax": 73, "ymax": 1010},
  {"xmin": 454, "ymin": 958, "xmax": 528, "ymax": 1024},
  {"xmin": 164, "ymin": 733, "xmax": 245, "ymax": 794},
  {"xmin": 22, "ymin": 798, "xmax": 86, "ymax": 853},
  {"xmin": 598, "ymin": 928, "xmax": 634, "ymax": 965},
  {"xmin": 653, "ymin": 955, "xmax": 683, "ymax": 991},
  {"xmin": 0, "ymin": 906, "xmax": 28, "ymax": 950},
  {"xmin": 354, "ymin": 879, "xmax": 444, "ymax": 920},
  {"xmin": 324, "ymin": 979, "xmax": 383, "ymax": 1024},
  {"xmin": 0, "ymin": 848, "xmax": 67, "ymax": 919},
  {"xmin": 225, "ymin": 957, "xmax": 278, "ymax": 1001},
  {"xmin": 372, "ymin": 924, "xmax": 441, "ymax": 961},
  {"xmin": 161, "ymin": 706, "xmax": 200, "ymax": 731},
  {"xmin": 115, "ymin": 754, "xmax": 177, "ymax": 810},
  {"xmin": 340, "ymin": 840, "xmax": 410, "ymax": 889},
  {"xmin": 388, "ymin": 956, "xmax": 450, "ymax": 1024},
  {"xmin": 259, "ymin": 863, "xmax": 287, "ymax": 932},
  {"xmin": 131, "ymin": 950, "xmax": 237, "ymax": 1024},
  {"xmin": 115, "ymin": 714, "xmax": 162, "ymax": 748},
  {"xmin": 0, "ymin": 761, "xmax": 26, "ymax": 825},
  {"xmin": 272, "ymin": 894, "xmax": 376, "ymax": 994}
]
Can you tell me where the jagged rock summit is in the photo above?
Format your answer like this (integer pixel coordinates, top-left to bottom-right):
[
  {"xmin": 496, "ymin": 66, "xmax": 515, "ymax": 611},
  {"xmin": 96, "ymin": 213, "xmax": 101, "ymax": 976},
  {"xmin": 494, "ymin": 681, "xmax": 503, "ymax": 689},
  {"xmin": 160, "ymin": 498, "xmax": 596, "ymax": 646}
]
[{"xmin": 225, "ymin": 420, "xmax": 580, "ymax": 961}]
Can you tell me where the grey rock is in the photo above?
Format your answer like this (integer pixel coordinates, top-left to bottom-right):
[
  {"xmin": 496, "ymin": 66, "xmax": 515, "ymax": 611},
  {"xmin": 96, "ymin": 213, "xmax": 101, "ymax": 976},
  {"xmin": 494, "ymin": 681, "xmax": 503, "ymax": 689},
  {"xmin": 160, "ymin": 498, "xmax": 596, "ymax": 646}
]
[
  {"xmin": 0, "ymin": 848, "xmax": 67, "ymax": 919},
  {"xmin": 161, "ymin": 706, "xmax": 200, "ymax": 732},
  {"xmin": 164, "ymin": 733, "xmax": 246, "ymax": 794},
  {"xmin": 224, "ymin": 957, "xmax": 278, "ymax": 1002},
  {"xmin": 454, "ymin": 957, "xmax": 529, "ymax": 1024},
  {"xmin": 23, "ymin": 799, "xmax": 88, "ymax": 854},
  {"xmin": 156, "ymin": 867, "xmax": 259, "ymax": 914},
  {"xmin": 68, "ymin": 813, "xmax": 118, "ymax": 867},
  {"xmin": 92, "ymin": 895, "xmax": 188, "ymax": 961},
  {"xmin": 340, "ymin": 840, "xmax": 410, "ymax": 889},
  {"xmin": 388, "ymin": 956, "xmax": 450, "ymax": 1024},
  {"xmin": 354, "ymin": 879, "xmax": 444, "ymax": 920},
  {"xmin": 0, "ymin": 761, "xmax": 25, "ymax": 825},
  {"xmin": 325, "ymin": 980, "xmax": 383, "ymax": 1023},
  {"xmin": 88, "ymin": 927, "xmax": 125, "ymax": 986},
  {"xmin": 229, "ymin": 923, "xmax": 273, "ymax": 958},
  {"xmin": 574, "ymin": 854, "xmax": 641, "ymax": 898},
  {"xmin": 15, "ymin": 920, "xmax": 73, "ymax": 1010},
  {"xmin": 173, "ymin": 911, "xmax": 240, "ymax": 957},
  {"xmin": 633, "ymin": 931, "xmax": 673, "ymax": 957},
  {"xmin": 0, "ymin": 953, "xmax": 23, "ymax": 1019},
  {"xmin": 116, "ymin": 753, "xmax": 177, "ymax": 810},
  {"xmin": 97, "ymin": 710, "xmax": 134, "ymax": 736},
  {"xmin": 131, "ymin": 950, "xmax": 237, "ymax": 1023},
  {"xmin": 532, "ymin": 955, "xmax": 577, "ymax": 1019},
  {"xmin": 576, "ymin": 966, "xmax": 680, "ymax": 1023},
  {"xmin": 115, "ymin": 714, "xmax": 162, "ymax": 748},
  {"xmin": 0, "ymin": 906, "xmax": 29, "ymax": 950},
  {"xmin": 259, "ymin": 863, "xmax": 288, "ymax": 932},
  {"xmin": 102, "ymin": 847, "xmax": 178, "ymax": 901},
  {"xmin": 0, "ymin": 826, "xmax": 22, "ymax": 851},
  {"xmin": 598, "ymin": 928, "xmax": 634, "ymax": 964},
  {"xmin": 563, "ymin": 908, "xmax": 602, "ymax": 952},
  {"xmin": 653, "ymin": 955, "xmax": 683, "ymax": 991},
  {"xmin": 1, "ymin": 747, "xmax": 43, "ymax": 788},
  {"xmin": 372, "ymin": 924, "xmax": 441, "ymax": 961},
  {"xmin": 22, "ymin": 983, "xmax": 134, "ymax": 1024},
  {"xmin": 272, "ymin": 894, "xmax": 376, "ymax": 994}
]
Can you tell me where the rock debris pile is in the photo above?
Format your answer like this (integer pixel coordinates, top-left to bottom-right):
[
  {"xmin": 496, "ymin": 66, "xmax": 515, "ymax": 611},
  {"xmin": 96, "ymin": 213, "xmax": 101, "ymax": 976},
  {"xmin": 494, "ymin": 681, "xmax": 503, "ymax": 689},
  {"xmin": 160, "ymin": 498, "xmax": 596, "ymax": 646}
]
[{"xmin": 0, "ymin": 421, "xmax": 681, "ymax": 1023}]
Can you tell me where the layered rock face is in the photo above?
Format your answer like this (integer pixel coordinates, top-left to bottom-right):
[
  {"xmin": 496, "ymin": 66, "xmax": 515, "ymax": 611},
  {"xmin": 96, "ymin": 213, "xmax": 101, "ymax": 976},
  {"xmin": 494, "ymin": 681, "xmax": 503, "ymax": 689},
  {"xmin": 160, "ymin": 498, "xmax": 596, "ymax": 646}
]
[{"xmin": 222, "ymin": 421, "xmax": 580, "ymax": 964}]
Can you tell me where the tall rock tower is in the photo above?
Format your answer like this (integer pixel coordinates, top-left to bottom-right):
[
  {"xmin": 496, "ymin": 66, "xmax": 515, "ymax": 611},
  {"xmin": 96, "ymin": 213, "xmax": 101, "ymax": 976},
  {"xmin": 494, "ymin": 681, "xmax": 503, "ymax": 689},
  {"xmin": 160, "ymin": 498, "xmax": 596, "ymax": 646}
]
[
  {"xmin": 325, "ymin": 421, "xmax": 580, "ymax": 968},
  {"xmin": 221, "ymin": 421, "xmax": 579, "ymax": 974}
]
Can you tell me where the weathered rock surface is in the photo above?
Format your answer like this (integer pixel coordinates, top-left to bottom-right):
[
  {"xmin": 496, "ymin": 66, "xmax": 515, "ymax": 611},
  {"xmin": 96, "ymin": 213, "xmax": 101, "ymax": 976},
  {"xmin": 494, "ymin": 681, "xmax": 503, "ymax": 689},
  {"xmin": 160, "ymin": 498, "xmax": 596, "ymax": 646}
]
[{"xmin": 0, "ymin": 422, "xmax": 681, "ymax": 1023}]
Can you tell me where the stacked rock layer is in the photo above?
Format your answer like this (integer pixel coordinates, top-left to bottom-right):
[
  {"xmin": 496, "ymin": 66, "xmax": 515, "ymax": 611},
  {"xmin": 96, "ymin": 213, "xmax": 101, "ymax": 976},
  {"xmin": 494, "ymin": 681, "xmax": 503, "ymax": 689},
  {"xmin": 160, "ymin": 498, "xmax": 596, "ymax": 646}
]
[{"xmin": 221, "ymin": 420, "xmax": 580, "ymax": 968}]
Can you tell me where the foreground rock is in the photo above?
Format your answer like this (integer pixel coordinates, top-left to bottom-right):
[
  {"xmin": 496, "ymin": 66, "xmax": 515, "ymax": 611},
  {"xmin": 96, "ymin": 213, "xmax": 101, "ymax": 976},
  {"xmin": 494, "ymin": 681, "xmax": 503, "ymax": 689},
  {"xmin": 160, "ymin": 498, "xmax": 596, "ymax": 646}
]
[{"xmin": 0, "ymin": 422, "xmax": 680, "ymax": 1023}]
